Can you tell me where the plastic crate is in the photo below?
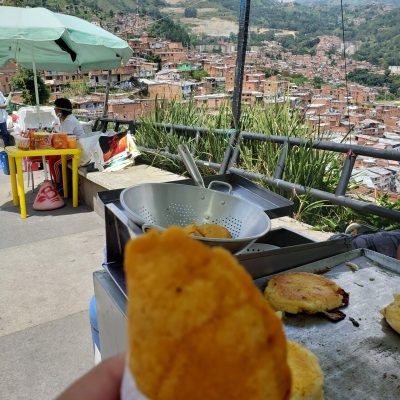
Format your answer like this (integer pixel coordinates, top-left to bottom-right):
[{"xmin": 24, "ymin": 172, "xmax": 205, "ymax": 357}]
[{"xmin": 0, "ymin": 151, "xmax": 10, "ymax": 175}]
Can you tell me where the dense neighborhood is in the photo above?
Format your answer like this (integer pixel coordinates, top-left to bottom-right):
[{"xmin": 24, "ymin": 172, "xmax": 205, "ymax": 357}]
[
  {"xmin": 1, "ymin": 14, "xmax": 399, "ymax": 199},
  {"xmin": 1, "ymin": 4, "xmax": 400, "ymax": 400}
]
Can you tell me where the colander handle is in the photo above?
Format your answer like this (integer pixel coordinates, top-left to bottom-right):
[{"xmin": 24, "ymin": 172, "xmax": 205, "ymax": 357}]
[
  {"xmin": 178, "ymin": 144, "xmax": 205, "ymax": 188},
  {"xmin": 208, "ymin": 180, "xmax": 233, "ymax": 194},
  {"xmin": 141, "ymin": 223, "xmax": 166, "ymax": 233}
]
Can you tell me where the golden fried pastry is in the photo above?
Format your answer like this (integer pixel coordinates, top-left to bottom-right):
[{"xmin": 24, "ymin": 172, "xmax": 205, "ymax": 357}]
[
  {"xmin": 287, "ymin": 342, "xmax": 324, "ymax": 400},
  {"xmin": 124, "ymin": 227, "xmax": 291, "ymax": 400},
  {"xmin": 196, "ymin": 223, "xmax": 232, "ymax": 238},
  {"xmin": 381, "ymin": 294, "xmax": 400, "ymax": 334},
  {"xmin": 264, "ymin": 272, "xmax": 349, "ymax": 315},
  {"xmin": 181, "ymin": 223, "xmax": 202, "ymax": 237},
  {"xmin": 182, "ymin": 223, "xmax": 232, "ymax": 239}
]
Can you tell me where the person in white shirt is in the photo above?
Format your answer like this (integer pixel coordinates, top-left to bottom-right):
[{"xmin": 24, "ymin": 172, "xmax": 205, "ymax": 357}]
[
  {"xmin": 49, "ymin": 98, "xmax": 84, "ymax": 188},
  {"xmin": 54, "ymin": 97, "xmax": 84, "ymax": 137},
  {"xmin": 0, "ymin": 90, "xmax": 12, "ymax": 148}
]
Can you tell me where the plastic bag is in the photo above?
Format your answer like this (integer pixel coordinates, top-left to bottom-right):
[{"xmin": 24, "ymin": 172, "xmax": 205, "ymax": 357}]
[
  {"xmin": 121, "ymin": 365, "xmax": 149, "ymax": 400},
  {"xmin": 77, "ymin": 132, "xmax": 102, "ymax": 167},
  {"xmin": 92, "ymin": 131, "xmax": 140, "ymax": 172}
]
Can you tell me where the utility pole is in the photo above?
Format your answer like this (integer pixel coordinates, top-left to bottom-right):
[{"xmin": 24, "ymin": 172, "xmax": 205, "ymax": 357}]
[{"xmin": 219, "ymin": 0, "xmax": 251, "ymax": 174}]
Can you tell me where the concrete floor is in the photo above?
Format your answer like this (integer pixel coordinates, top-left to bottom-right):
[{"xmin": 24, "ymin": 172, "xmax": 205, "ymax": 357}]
[{"xmin": 0, "ymin": 170, "xmax": 105, "ymax": 399}]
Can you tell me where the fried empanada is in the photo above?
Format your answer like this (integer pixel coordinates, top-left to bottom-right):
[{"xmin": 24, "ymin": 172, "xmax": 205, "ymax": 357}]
[
  {"xmin": 287, "ymin": 341, "xmax": 324, "ymax": 400},
  {"xmin": 182, "ymin": 223, "xmax": 203, "ymax": 237},
  {"xmin": 182, "ymin": 223, "xmax": 232, "ymax": 239},
  {"xmin": 124, "ymin": 227, "xmax": 291, "ymax": 400},
  {"xmin": 196, "ymin": 223, "xmax": 232, "ymax": 238},
  {"xmin": 381, "ymin": 294, "xmax": 400, "ymax": 334}
]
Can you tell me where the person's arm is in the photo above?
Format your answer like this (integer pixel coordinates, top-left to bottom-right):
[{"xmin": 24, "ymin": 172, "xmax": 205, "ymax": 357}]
[
  {"xmin": 73, "ymin": 116, "xmax": 85, "ymax": 137},
  {"xmin": 75, "ymin": 123, "xmax": 85, "ymax": 137}
]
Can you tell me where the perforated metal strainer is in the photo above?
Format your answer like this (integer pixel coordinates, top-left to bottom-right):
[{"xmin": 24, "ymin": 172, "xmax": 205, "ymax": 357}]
[{"xmin": 120, "ymin": 182, "xmax": 271, "ymax": 254}]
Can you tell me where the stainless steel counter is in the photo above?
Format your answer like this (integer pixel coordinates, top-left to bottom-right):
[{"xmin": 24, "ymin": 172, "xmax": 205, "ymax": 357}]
[
  {"xmin": 93, "ymin": 271, "xmax": 127, "ymax": 359},
  {"xmin": 94, "ymin": 248, "xmax": 400, "ymax": 398}
]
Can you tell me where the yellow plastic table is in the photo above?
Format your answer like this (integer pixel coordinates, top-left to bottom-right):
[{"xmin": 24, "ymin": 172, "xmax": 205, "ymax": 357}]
[{"xmin": 5, "ymin": 146, "xmax": 81, "ymax": 219}]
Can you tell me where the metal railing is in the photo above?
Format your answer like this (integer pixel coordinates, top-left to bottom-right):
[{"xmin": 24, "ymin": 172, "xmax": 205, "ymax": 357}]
[{"xmin": 89, "ymin": 117, "xmax": 400, "ymax": 222}]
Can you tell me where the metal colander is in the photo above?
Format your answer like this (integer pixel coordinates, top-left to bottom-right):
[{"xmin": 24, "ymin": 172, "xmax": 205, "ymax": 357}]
[{"xmin": 120, "ymin": 182, "xmax": 271, "ymax": 254}]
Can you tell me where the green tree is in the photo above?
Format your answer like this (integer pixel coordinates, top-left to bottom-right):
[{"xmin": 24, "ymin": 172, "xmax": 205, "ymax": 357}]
[
  {"xmin": 376, "ymin": 90, "xmax": 396, "ymax": 101},
  {"xmin": 265, "ymin": 69, "xmax": 279, "ymax": 79},
  {"xmin": 11, "ymin": 67, "xmax": 50, "ymax": 105},
  {"xmin": 149, "ymin": 16, "xmax": 191, "ymax": 47},
  {"xmin": 347, "ymin": 69, "xmax": 400, "ymax": 98},
  {"xmin": 312, "ymin": 76, "xmax": 323, "ymax": 89},
  {"xmin": 327, "ymin": 47, "xmax": 336, "ymax": 57},
  {"xmin": 191, "ymin": 69, "xmax": 208, "ymax": 81},
  {"xmin": 144, "ymin": 54, "xmax": 162, "ymax": 71},
  {"xmin": 184, "ymin": 7, "xmax": 197, "ymax": 18},
  {"xmin": 63, "ymin": 80, "xmax": 91, "ymax": 97}
]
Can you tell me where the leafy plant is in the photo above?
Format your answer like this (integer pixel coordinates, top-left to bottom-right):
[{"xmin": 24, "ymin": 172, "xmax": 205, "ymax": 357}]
[
  {"xmin": 133, "ymin": 98, "xmax": 398, "ymax": 232},
  {"xmin": 11, "ymin": 66, "xmax": 50, "ymax": 105},
  {"xmin": 63, "ymin": 80, "xmax": 91, "ymax": 97},
  {"xmin": 191, "ymin": 70, "xmax": 209, "ymax": 81}
]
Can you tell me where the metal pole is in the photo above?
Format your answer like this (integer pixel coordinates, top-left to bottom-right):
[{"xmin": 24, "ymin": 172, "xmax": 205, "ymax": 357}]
[
  {"xmin": 239, "ymin": 131, "xmax": 400, "ymax": 161},
  {"xmin": 31, "ymin": 51, "xmax": 40, "ymax": 113},
  {"xmin": 230, "ymin": 167, "xmax": 400, "ymax": 222},
  {"xmin": 102, "ymin": 70, "xmax": 112, "ymax": 118},
  {"xmin": 31, "ymin": 52, "xmax": 47, "ymax": 180},
  {"xmin": 219, "ymin": 0, "xmax": 251, "ymax": 174},
  {"xmin": 232, "ymin": 0, "xmax": 251, "ymax": 129},
  {"xmin": 335, "ymin": 150, "xmax": 356, "ymax": 196},
  {"xmin": 274, "ymin": 140, "xmax": 289, "ymax": 180}
]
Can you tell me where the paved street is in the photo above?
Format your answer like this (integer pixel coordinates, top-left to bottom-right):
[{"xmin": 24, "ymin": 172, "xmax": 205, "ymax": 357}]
[{"xmin": 0, "ymin": 170, "xmax": 105, "ymax": 399}]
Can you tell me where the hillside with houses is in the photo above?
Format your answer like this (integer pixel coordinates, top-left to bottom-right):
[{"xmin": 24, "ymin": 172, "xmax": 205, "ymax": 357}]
[{"xmin": 1, "ymin": 3, "xmax": 399, "ymax": 200}]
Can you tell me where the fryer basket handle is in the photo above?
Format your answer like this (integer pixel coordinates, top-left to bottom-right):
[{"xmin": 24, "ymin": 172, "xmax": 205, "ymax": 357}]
[
  {"xmin": 141, "ymin": 223, "xmax": 166, "ymax": 233},
  {"xmin": 207, "ymin": 180, "xmax": 233, "ymax": 194},
  {"xmin": 178, "ymin": 144, "xmax": 205, "ymax": 188}
]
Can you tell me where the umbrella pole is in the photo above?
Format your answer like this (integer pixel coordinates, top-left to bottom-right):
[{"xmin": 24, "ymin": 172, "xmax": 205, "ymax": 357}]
[
  {"xmin": 31, "ymin": 53, "xmax": 48, "ymax": 183},
  {"xmin": 102, "ymin": 70, "xmax": 111, "ymax": 118},
  {"xmin": 31, "ymin": 52, "xmax": 41, "ymax": 116}
]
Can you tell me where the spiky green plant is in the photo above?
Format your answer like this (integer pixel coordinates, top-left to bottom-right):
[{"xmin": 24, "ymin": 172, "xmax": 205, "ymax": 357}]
[{"xmin": 132, "ymin": 98, "xmax": 398, "ymax": 232}]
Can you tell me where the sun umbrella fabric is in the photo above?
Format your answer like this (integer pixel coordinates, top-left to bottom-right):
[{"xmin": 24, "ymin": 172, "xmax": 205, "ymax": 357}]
[{"xmin": 0, "ymin": 6, "xmax": 132, "ymax": 72}]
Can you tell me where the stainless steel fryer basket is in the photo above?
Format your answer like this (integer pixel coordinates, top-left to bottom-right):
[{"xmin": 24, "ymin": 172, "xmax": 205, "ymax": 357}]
[{"xmin": 120, "ymin": 182, "xmax": 271, "ymax": 253}]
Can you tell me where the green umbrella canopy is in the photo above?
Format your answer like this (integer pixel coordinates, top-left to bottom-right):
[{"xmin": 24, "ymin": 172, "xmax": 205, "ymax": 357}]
[{"xmin": 0, "ymin": 6, "xmax": 132, "ymax": 72}]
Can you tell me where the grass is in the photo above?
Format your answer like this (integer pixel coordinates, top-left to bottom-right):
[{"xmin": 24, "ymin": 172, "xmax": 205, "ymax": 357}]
[{"xmin": 133, "ymin": 99, "xmax": 400, "ymax": 232}]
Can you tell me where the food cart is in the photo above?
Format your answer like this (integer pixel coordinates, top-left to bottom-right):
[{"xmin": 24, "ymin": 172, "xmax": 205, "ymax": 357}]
[{"xmin": 91, "ymin": 171, "xmax": 400, "ymax": 398}]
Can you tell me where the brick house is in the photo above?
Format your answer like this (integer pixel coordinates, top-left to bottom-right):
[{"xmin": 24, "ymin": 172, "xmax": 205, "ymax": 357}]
[
  {"xmin": 108, "ymin": 98, "xmax": 164, "ymax": 120},
  {"xmin": 263, "ymin": 78, "xmax": 290, "ymax": 97},
  {"xmin": 0, "ymin": 62, "xmax": 15, "ymax": 94},
  {"xmin": 43, "ymin": 71, "xmax": 88, "ymax": 93},
  {"xmin": 194, "ymin": 93, "xmax": 230, "ymax": 110},
  {"xmin": 0, "ymin": 72, "xmax": 12, "ymax": 94},
  {"xmin": 224, "ymin": 67, "xmax": 236, "ymax": 92},
  {"xmin": 125, "ymin": 58, "xmax": 158, "ymax": 78}
]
